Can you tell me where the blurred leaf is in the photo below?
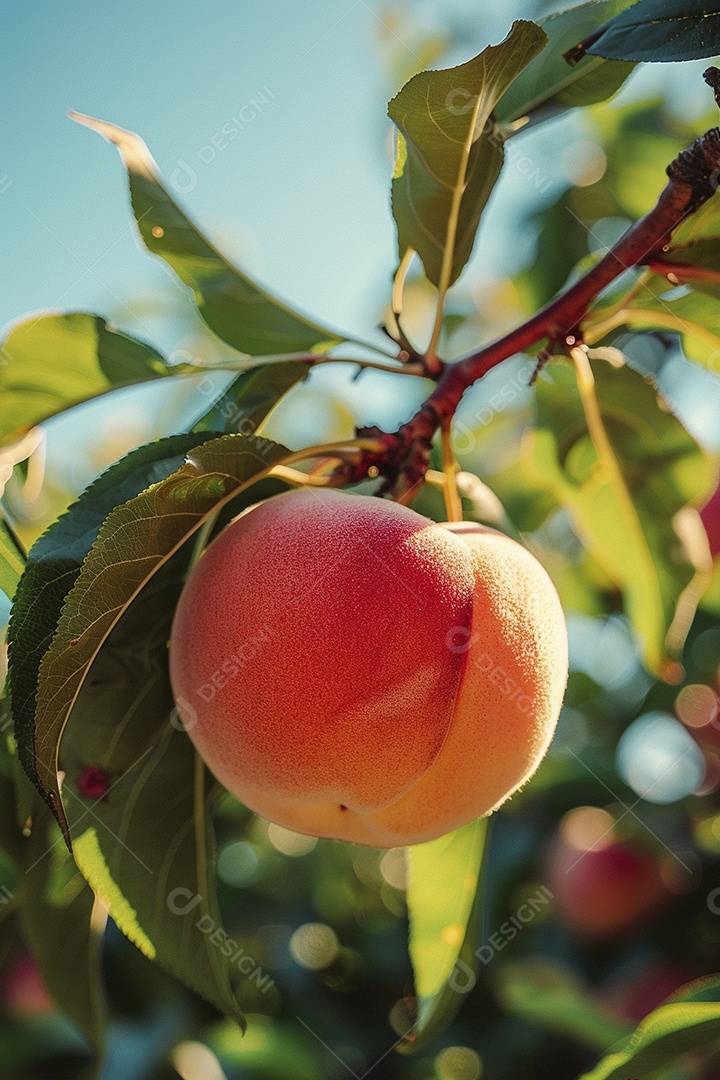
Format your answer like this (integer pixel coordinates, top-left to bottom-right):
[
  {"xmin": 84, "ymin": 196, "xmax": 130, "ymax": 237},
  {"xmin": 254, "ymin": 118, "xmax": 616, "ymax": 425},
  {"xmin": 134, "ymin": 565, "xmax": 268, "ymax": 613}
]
[
  {"xmin": 25, "ymin": 433, "xmax": 288, "ymax": 843},
  {"xmin": 590, "ymin": 96, "xmax": 703, "ymax": 220},
  {"xmin": 495, "ymin": 961, "xmax": 631, "ymax": 1051},
  {"xmin": 0, "ymin": 737, "xmax": 21, "ymax": 908},
  {"xmin": 7, "ymin": 433, "xmax": 222, "ymax": 821},
  {"xmin": 401, "ymin": 818, "xmax": 488, "ymax": 1052},
  {"xmin": 59, "ymin": 722, "xmax": 245, "ymax": 1027},
  {"xmin": 579, "ymin": 974, "xmax": 720, "ymax": 1079},
  {"xmin": 0, "ymin": 313, "xmax": 170, "ymax": 447},
  {"xmin": 193, "ymin": 360, "xmax": 309, "ymax": 434},
  {"xmin": 389, "ymin": 21, "xmax": 547, "ymax": 288},
  {"xmin": 18, "ymin": 796, "xmax": 106, "ymax": 1071},
  {"xmin": 496, "ymin": 1, "xmax": 636, "ymax": 125},
  {"xmin": 591, "ymin": 273, "xmax": 720, "ymax": 373},
  {"xmin": 652, "ymin": 195, "xmax": 720, "ymax": 298},
  {"xmin": 529, "ymin": 359, "xmax": 714, "ymax": 674},
  {"xmin": 0, "ymin": 1014, "xmax": 90, "ymax": 1079},
  {"xmin": 208, "ymin": 1016, "xmax": 322, "ymax": 1080},
  {"xmin": 70, "ymin": 113, "xmax": 343, "ymax": 356},
  {"xmin": 0, "ymin": 517, "xmax": 24, "ymax": 602},
  {"xmin": 568, "ymin": 0, "xmax": 720, "ymax": 64}
]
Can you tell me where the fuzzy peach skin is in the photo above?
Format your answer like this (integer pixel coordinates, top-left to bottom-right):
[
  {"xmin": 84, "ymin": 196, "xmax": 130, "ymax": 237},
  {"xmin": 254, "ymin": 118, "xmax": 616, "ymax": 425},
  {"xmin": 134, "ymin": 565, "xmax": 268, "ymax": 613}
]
[{"xmin": 169, "ymin": 489, "xmax": 568, "ymax": 846}]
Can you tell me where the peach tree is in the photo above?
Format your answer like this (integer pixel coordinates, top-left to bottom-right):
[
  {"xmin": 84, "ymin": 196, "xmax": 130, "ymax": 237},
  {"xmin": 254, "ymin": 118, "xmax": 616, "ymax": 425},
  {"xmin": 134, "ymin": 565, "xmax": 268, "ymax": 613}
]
[{"xmin": 2, "ymin": 1, "xmax": 720, "ymax": 1077}]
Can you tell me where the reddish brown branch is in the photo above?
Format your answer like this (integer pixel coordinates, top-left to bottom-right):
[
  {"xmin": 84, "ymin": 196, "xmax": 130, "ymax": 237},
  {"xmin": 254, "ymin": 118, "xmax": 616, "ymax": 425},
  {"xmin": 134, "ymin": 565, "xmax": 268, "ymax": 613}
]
[{"xmin": 335, "ymin": 121, "xmax": 720, "ymax": 498}]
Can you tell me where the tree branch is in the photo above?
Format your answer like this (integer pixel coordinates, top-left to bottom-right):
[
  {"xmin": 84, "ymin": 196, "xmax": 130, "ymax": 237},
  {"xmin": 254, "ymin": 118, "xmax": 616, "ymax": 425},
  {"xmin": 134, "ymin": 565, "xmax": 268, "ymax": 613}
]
[{"xmin": 336, "ymin": 117, "xmax": 720, "ymax": 498}]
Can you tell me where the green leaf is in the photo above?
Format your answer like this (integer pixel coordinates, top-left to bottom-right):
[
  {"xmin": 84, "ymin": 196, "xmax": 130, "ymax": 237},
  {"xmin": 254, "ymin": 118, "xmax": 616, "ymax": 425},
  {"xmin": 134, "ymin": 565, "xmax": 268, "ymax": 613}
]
[
  {"xmin": 495, "ymin": 961, "xmax": 632, "ymax": 1051},
  {"xmin": 651, "ymin": 198, "xmax": 720, "ymax": 299},
  {"xmin": 529, "ymin": 359, "xmax": 714, "ymax": 674},
  {"xmin": 0, "ymin": 738, "xmax": 22, "ymax": 905},
  {"xmin": 208, "ymin": 1017, "xmax": 322, "ymax": 1080},
  {"xmin": 579, "ymin": 974, "xmax": 720, "ymax": 1080},
  {"xmin": 0, "ymin": 313, "xmax": 170, "ymax": 447},
  {"xmin": 59, "ymin": 720, "xmax": 245, "ymax": 1027},
  {"xmin": 569, "ymin": 0, "xmax": 720, "ymax": 64},
  {"xmin": 193, "ymin": 360, "xmax": 309, "ymax": 435},
  {"xmin": 401, "ymin": 818, "xmax": 488, "ymax": 1052},
  {"xmin": 388, "ymin": 21, "xmax": 547, "ymax": 289},
  {"xmin": 70, "ymin": 112, "xmax": 343, "ymax": 357},
  {"xmin": 7, "ymin": 433, "xmax": 223, "ymax": 819},
  {"xmin": 596, "ymin": 273, "xmax": 720, "ymax": 372},
  {"xmin": 25, "ymin": 433, "xmax": 289, "ymax": 842},
  {"xmin": 0, "ymin": 517, "xmax": 24, "ymax": 603},
  {"xmin": 496, "ymin": 1, "xmax": 636, "ymax": 125},
  {"xmin": 18, "ymin": 795, "xmax": 106, "ymax": 1068}
]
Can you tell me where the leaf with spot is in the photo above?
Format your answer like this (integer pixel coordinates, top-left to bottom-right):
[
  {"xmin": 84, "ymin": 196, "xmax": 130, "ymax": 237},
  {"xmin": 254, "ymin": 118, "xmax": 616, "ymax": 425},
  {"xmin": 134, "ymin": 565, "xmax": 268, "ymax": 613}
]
[
  {"xmin": 388, "ymin": 21, "xmax": 547, "ymax": 289},
  {"xmin": 19, "ymin": 433, "xmax": 289, "ymax": 842},
  {"xmin": 7, "ymin": 433, "xmax": 223, "ymax": 816},
  {"xmin": 70, "ymin": 113, "xmax": 343, "ymax": 357},
  {"xmin": 566, "ymin": 0, "xmax": 720, "ymax": 64},
  {"xmin": 0, "ymin": 313, "xmax": 171, "ymax": 447},
  {"xmin": 60, "ymin": 721, "xmax": 246, "ymax": 1028}
]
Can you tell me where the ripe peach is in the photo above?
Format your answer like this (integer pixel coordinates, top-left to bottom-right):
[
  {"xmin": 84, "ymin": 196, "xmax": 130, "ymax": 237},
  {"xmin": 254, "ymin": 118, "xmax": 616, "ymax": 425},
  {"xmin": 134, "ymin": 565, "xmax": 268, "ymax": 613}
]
[{"xmin": 169, "ymin": 489, "xmax": 567, "ymax": 846}]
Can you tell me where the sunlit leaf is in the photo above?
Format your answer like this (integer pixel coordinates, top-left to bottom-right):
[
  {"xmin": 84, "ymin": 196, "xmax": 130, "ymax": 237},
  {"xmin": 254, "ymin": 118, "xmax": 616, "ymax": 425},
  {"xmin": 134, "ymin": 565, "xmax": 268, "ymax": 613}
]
[
  {"xmin": 23, "ymin": 433, "xmax": 288, "ymax": 842},
  {"xmin": 7, "ymin": 434, "xmax": 223, "ymax": 820},
  {"xmin": 401, "ymin": 818, "xmax": 488, "ymax": 1052},
  {"xmin": 0, "ymin": 518, "xmax": 24, "ymax": 603},
  {"xmin": 60, "ymin": 722, "xmax": 245, "ymax": 1026},
  {"xmin": 496, "ymin": 0, "xmax": 636, "ymax": 125},
  {"xmin": 652, "ymin": 196, "xmax": 720, "ymax": 299},
  {"xmin": 70, "ymin": 113, "xmax": 343, "ymax": 356},
  {"xmin": 389, "ymin": 21, "xmax": 547, "ymax": 288},
  {"xmin": 193, "ymin": 360, "xmax": 309, "ymax": 435},
  {"xmin": 207, "ymin": 1017, "xmax": 322, "ymax": 1080},
  {"xmin": 18, "ymin": 793, "xmax": 106, "ymax": 1069},
  {"xmin": 0, "ymin": 313, "xmax": 170, "ymax": 447},
  {"xmin": 568, "ymin": 0, "xmax": 720, "ymax": 64},
  {"xmin": 591, "ymin": 273, "xmax": 720, "ymax": 375},
  {"xmin": 529, "ymin": 359, "xmax": 714, "ymax": 674},
  {"xmin": 579, "ymin": 974, "xmax": 720, "ymax": 1079}
]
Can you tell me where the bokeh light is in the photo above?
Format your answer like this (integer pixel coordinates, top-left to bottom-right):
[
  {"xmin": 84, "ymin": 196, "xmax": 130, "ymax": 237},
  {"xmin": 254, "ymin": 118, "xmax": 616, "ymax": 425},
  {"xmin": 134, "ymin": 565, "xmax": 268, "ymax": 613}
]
[
  {"xmin": 435, "ymin": 1045, "xmax": 483, "ymax": 1080},
  {"xmin": 559, "ymin": 806, "xmax": 616, "ymax": 853},
  {"xmin": 676, "ymin": 684, "xmax": 719, "ymax": 729},
  {"xmin": 217, "ymin": 841, "xmax": 259, "ymax": 887},
  {"xmin": 266, "ymin": 823, "xmax": 318, "ymax": 857},
  {"xmin": 289, "ymin": 923, "xmax": 339, "ymax": 970},
  {"xmin": 172, "ymin": 1041, "xmax": 226, "ymax": 1080},
  {"xmin": 616, "ymin": 712, "xmax": 706, "ymax": 803}
]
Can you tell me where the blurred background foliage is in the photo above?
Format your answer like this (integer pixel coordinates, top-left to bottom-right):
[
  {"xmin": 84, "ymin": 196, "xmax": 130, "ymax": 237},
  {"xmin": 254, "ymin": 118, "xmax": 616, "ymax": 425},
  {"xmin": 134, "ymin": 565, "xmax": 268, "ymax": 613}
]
[{"xmin": 3, "ymin": 0, "xmax": 720, "ymax": 1077}]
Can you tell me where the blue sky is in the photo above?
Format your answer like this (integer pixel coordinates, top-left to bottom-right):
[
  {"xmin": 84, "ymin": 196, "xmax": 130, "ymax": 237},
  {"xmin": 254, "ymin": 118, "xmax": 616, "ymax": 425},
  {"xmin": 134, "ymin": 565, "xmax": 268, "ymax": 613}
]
[
  {"xmin": 3, "ymin": 0, "xmax": 538, "ymax": 342},
  {"xmin": 4, "ymin": 0, "xmax": 720, "ymax": 479}
]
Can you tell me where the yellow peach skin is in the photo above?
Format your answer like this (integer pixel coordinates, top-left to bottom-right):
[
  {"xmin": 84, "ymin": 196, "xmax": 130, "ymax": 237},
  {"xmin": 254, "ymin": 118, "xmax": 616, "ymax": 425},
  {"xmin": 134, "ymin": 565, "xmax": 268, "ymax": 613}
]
[{"xmin": 169, "ymin": 489, "xmax": 568, "ymax": 846}]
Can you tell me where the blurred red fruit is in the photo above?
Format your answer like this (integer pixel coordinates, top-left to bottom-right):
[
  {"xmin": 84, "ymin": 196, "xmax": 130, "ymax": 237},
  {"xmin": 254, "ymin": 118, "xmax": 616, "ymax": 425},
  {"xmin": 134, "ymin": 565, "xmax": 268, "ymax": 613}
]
[
  {"xmin": 1, "ymin": 951, "xmax": 54, "ymax": 1017},
  {"xmin": 545, "ymin": 807, "xmax": 668, "ymax": 937},
  {"xmin": 700, "ymin": 482, "xmax": 720, "ymax": 560}
]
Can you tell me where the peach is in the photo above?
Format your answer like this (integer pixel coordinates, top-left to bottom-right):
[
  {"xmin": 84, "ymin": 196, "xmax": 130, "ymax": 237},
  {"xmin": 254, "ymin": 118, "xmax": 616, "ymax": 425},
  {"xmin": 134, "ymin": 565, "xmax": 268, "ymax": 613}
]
[{"xmin": 169, "ymin": 489, "xmax": 567, "ymax": 846}]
